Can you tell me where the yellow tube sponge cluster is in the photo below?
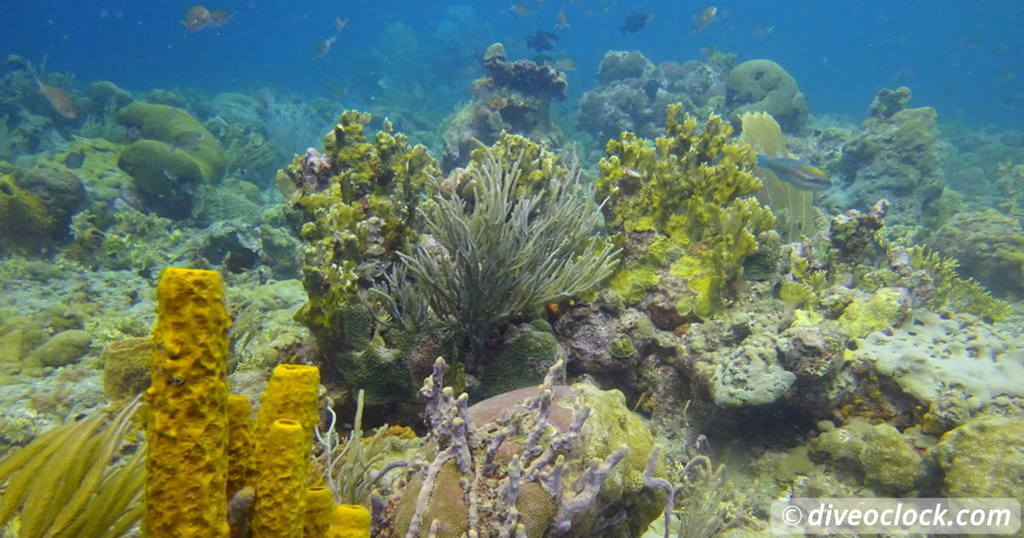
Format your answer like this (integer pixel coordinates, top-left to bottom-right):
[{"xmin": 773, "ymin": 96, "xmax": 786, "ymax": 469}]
[
  {"xmin": 146, "ymin": 267, "xmax": 231, "ymax": 537},
  {"xmin": 250, "ymin": 364, "xmax": 320, "ymax": 536},
  {"xmin": 326, "ymin": 505, "xmax": 371, "ymax": 538},
  {"xmin": 227, "ymin": 394, "xmax": 254, "ymax": 501},
  {"xmin": 254, "ymin": 364, "xmax": 321, "ymax": 445},
  {"xmin": 252, "ymin": 419, "xmax": 308, "ymax": 537}
]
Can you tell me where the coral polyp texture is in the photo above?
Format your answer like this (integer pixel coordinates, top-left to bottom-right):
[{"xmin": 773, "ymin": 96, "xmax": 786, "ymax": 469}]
[{"xmin": 597, "ymin": 103, "xmax": 776, "ymax": 319}]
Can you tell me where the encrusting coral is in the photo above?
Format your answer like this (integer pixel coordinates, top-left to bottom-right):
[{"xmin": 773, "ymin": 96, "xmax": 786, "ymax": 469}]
[{"xmin": 597, "ymin": 103, "xmax": 776, "ymax": 319}]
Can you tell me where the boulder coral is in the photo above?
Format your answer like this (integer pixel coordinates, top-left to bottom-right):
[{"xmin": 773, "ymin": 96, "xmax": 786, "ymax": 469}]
[
  {"xmin": 440, "ymin": 43, "xmax": 566, "ymax": 170},
  {"xmin": 115, "ymin": 102, "xmax": 225, "ymax": 217},
  {"xmin": 725, "ymin": 60, "xmax": 808, "ymax": 133},
  {"xmin": 837, "ymin": 87, "xmax": 943, "ymax": 223}
]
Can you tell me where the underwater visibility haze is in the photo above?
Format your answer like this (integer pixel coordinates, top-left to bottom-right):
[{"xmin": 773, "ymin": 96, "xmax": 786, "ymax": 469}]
[{"xmin": 1, "ymin": 1, "xmax": 1023, "ymax": 536}]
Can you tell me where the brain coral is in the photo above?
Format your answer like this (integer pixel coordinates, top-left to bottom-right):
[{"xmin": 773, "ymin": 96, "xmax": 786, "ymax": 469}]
[{"xmin": 725, "ymin": 59, "xmax": 808, "ymax": 133}]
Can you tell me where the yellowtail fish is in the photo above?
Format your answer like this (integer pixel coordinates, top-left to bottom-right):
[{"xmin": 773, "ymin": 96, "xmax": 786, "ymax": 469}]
[
  {"xmin": 35, "ymin": 77, "xmax": 79, "ymax": 119},
  {"xmin": 756, "ymin": 155, "xmax": 831, "ymax": 191}
]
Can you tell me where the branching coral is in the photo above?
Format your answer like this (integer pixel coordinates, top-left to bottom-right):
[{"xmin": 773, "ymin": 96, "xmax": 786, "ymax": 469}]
[
  {"xmin": 907, "ymin": 246, "xmax": 1011, "ymax": 322},
  {"xmin": 376, "ymin": 134, "xmax": 618, "ymax": 358},
  {"xmin": 597, "ymin": 104, "xmax": 776, "ymax": 318},
  {"xmin": 379, "ymin": 357, "xmax": 635, "ymax": 537}
]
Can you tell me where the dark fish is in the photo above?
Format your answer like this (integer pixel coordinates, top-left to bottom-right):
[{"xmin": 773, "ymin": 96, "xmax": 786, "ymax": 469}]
[
  {"xmin": 692, "ymin": 6, "xmax": 718, "ymax": 33},
  {"xmin": 527, "ymin": 30, "xmax": 559, "ymax": 51},
  {"xmin": 35, "ymin": 77, "xmax": 79, "ymax": 119},
  {"xmin": 621, "ymin": 12, "xmax": 653, "ymax": 34},
  {"xmin": 756, "ymin": 155, "xmax": 831, "ymax": 191}
]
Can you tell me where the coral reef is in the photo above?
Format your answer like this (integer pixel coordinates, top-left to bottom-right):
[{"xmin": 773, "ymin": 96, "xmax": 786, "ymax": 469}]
[
  {"xmin": 739, "ymin": 111, "xmax": 819, "ymax": 241},
  {"xmin": 115, "ymin": 102, "xmax": 225, "ymax": 217},
  {"xmin": 0, "ymin": 170, "xmax": 57, "ymax": 255},
  {"xmin": 579, "ymin": 51, "xmax": 727, "ymax": 149},
  {"xmin": 725, "ymin": 60, "xmax": 808, "ymax": 133},
  {"xmin": 851, "ymin": 310, "xmax": 1024, "ymax": 433},
  {"xmin": 931, "ymin": 415, "xmax": 1024, "ymax": 505},
  {"xmin": 378, "ymin": 133, "xmax": 617, "ymax": 363},
  {"xmin": 597, "ymin": 104, "xmax": 776, "ymax": 319},
  {"xmin": 378, "ymin": 358, "xmax": 664, "ymax": 537},
  {"xmin": 809, "ymin": 418, "xmax": 932, "ymax": 495},
  {"xmin": 835, "ymin": 87, "xmax": 943, "ymax": 223},
  {"xmin": 928, "ymin": 209, "xmax": 1024, "ymax": 297},
  {"xmin": 440, "ymin": 43, "xmax": 567, "ymax": 170}
]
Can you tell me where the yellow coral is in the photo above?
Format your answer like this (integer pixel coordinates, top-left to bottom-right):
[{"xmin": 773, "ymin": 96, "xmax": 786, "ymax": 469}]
[
  {"xmin": 146, "ymin": 268, "xmax": 231, "ymax": 537},
  {"xmin": 597, "ymin": 104, "xmax": 775, "ymax": 318}
]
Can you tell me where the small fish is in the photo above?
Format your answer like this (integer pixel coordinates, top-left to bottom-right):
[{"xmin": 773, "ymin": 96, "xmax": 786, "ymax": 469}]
[
  {"xmin": 621, "ymin": 12, "xmax": 653, "ymax": 34},
  {"xmin": 756, "ymin": 155, "xmax": 831, "ymax": 191},
  {"xmin": 333, "ymin": 17, "xmax": 349, "ymax": 32},
  {"xmin": 182, "ymin": 5, "xmax": 232, "ymax": 34},
  {"xmin": 692, "ymin": 6, "xmax": 718, "ymax": 33},
  {"xmin": 172, "ymin": 130, "xmax": 204, "ymax": 151},
  {"xmin": 554, "ymin": 10, "xmax": 570, "ymax": 29},
  {"xmin": 509, "ymin": 4, "xmax": 531, "ymax": 18},
  {"xmin": 35, "ymin": 77, "xmax": 79, "ymax": 119},
  {"xmin": 754, "ymin": 24, "xmax": 775, "ymax": 38},
  {"xmin": 553, "ymin": 56, "xmax": 576, "ymax": 72},
  {"xmin": 527, "ymin": 30, "xmax": 558, "ymax": 51},
  {"xmin": 312, "ymin": 36, "xmax": 337, "ymax": 61}
]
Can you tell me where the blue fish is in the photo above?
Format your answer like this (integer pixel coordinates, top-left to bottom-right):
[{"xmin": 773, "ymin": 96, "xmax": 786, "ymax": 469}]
[{"xmin": 756, "ymin": 155, "xmax": 831, "ymax": 191}]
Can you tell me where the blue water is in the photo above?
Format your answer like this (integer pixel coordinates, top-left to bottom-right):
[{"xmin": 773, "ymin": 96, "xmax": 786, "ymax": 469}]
[{"xmin": 3, "ymin": 0, "xmax": 1021, "ymax": 127}]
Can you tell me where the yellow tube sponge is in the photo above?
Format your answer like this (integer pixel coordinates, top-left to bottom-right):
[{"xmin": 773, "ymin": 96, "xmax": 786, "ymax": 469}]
[
  {"xmin": 227, "ymin": 393, "xmax": 254, "ymax": 501},
  {"xmin": 254, "ymin": 363, "xmax": 321, "ymax": 446},
  {"xmin": 326, "ymin": 505, "xmax": 371, "ymax": 538},
  {"xmin": 303, "ymin": 486, "xmax": 336, "ymax": 538},
  {"xmin": 146, "ymin": 267, "xmax": 231, "ymax": 537},
  {"xmin": 251, "ymin": 419, "xmax": 308, "ymax": 538}
]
